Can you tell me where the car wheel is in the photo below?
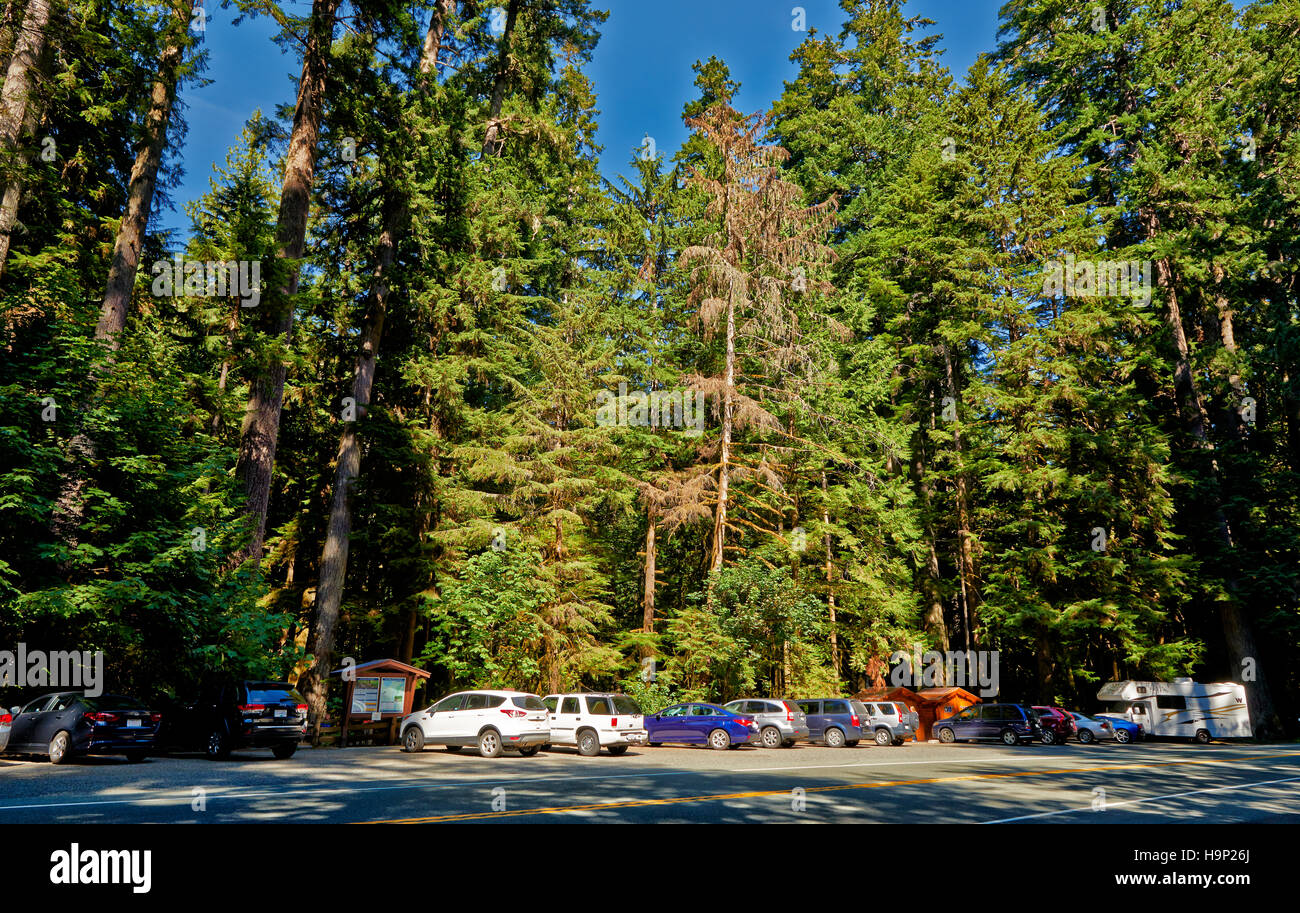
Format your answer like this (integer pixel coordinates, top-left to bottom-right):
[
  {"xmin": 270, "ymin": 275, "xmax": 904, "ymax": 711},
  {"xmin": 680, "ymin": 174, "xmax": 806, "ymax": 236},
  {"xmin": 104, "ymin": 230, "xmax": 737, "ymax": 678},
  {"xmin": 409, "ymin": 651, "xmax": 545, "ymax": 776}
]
[
  {"xmin": 205, "ymin": 729, "xmax": 231, "ymax": 761},
  {"xmin": 478, "ymin": 729, "xmax": 502, "ymax": 758},
  {"xmin": 125, "ymin": 750, "xmax": 148, "ymax": 763},
  {"xmin": 1041, "ymin": 729, "xmax": 1057, "ymax": 745},
  {"xmin": 875, "ymin": 728, "xmax": 892, "ymax": 746},
  {"xmin": 607, "ymin": 744, "xmax": 629, "ymax": 756},
  {"xmin": 1194, "ymin": 729, "xmax": 1211, "ymax": 744},
  {"xmin": 401, "ymin": 727, "xmax": 425, "ymax": 752},
  {"xmin": 938, "ymin": 727, "xmax": 956, "ymax": 743},
  {"xmin": 1078, "ymin": 729, "xmax": 1095, "ymax": 744},
  {"xmin": 893, "ymin": 738, "xmax": 905, "ymax": 746},
  {"xmin": 708, "ymin": 728, "xmax": 731, "ymax": 750},
  {"xmin": 48, "ymin": 731, "xmax": 71, "ymax": 765},
  {"xmin": 272, "ymin": 742, "xmax": 298, "ymax": 760},
  {"xmin": 761, "ymin": 726, "xmax": 782, "ymax": 749},
  {"xmin": 517, "ymin": 745, "xmax": 541, "ymax": 757},
  {"xmin": 1000, "ymin": 728, "xmax": 1020, "ymax": 746},
  {"xmin": 577, "ymin": 729, "xmax": 600, "ymax": 757},
  {"xmin": 824, "ymin": 727, "xmax": 846, "ymax": 748},
  {"xmin": 1114, "ymin": 728, "xmax": 1131, "ymax": 744}
]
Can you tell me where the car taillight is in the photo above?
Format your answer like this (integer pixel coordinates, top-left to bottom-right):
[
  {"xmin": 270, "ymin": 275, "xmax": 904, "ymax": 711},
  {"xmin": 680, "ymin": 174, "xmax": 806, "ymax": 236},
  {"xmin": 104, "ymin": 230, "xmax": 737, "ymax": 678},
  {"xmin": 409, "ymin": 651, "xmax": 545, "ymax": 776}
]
[
  {"xmin": 1100, "ymin": 721, "xmax": 1110, "ymax": 729},
  {"xmin": 296, "ymin": 704, "xmax": 308, "ymax": 713},
  {"xmin": 898, "ymin": 707, "xmax": 904, "ymax": 722},
  {"xmin": 610, "ymin": 718, "xmax": 618, "ymax": 727},
  {"xmin": 737, "ymin": 718, "xmax": 753, "ymax": 727},
  {"xmin": 0, "ymin": 713, "xmax": 11, "ymax": 724},
  {"xmin": 149, "ymin": 712, "xmax": 162, "ymax": 723},
  {"xmin": 783, "ymin": 701, "xmax": 796, "ymax": 721},
  {"xmin": 86, "ymin": 712, "xmax": 118, "ymax": 723},
  {"xmin": 850, "ymin": 714, "xmax": 860, "ymax": 727},
  {"xmin": 238, "ymin": 704, "xmax": 265, "ymax": 715},
  {"xmin": 501, "ymin": 708, "xmax": 526, "ymax": 718}
]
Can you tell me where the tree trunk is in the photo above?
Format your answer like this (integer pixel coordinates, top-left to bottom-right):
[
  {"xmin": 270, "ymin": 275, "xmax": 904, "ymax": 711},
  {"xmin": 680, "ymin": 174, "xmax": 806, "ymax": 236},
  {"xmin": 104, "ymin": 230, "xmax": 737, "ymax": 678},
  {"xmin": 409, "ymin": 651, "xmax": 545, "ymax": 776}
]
[
  {"xmin": 912, "ymin": 400, "xmax": 950, "ymax": 653},
  {"xmin": 231, "ymin": 0, "xmax": 341, "ymax": 567},
  {"xmin": 0, "ymin": 0, "xmax": 27, "ymax": 76},
  {"xmin": 709, "ymin": 290, "xmax": 735, "ymax": 574},
  {"xmin": 642, "ymin": 514, "xmax": 656, "ymax": 636},
  {"xmin": 0, "ymin": 30, "xmax": 44, "ymax": 280},
  {"xmin": 480, "ymin": 0, "xmax": 519, "ymax": 156},
  {"xmin": 0, "ymin": 0, "xmax": 48, "ymax": 277},
  {"xmin": 821, "ymin": 471, "xmax": 838, "ymax": 674},
  {"xmin": 942, "ymin": 342, "xmax": 979, "ymax": 648},
  {"xmin": 419, "ymin": 0, "xmax": 454, "ymax": 84},
  {"xmin": 95, "ymin": 4, "xmax": 188, "ymax": 344}
]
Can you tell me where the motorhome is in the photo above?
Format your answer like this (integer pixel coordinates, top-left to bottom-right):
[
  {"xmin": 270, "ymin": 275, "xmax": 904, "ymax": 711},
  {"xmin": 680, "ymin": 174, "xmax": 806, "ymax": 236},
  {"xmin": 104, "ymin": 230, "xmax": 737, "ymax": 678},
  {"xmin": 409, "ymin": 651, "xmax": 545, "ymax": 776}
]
[{"xmin": 1096, "ymin": 679, "xmax": 1251, "ymax": 742}]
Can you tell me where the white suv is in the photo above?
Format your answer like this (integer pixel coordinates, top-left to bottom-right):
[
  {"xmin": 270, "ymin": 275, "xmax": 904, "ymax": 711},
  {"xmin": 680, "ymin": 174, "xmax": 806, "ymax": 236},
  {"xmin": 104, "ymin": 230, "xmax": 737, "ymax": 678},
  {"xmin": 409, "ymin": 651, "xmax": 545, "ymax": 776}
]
[
  {"xmin": 542, "ymin": 693, "xmax": 647, "ymax": 756},
  {"xmin": 401, "ymin": 690, "xmax": 550, "ymax": 758}
]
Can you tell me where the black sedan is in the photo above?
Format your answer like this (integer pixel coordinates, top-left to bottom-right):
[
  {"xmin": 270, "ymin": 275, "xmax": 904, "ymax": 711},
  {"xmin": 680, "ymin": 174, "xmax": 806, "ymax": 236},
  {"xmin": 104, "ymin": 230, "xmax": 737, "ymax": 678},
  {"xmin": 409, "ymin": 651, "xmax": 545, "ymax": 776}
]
[{"xmin": 1, "ymin": 692, "xmax": 160, "ymax": 763}]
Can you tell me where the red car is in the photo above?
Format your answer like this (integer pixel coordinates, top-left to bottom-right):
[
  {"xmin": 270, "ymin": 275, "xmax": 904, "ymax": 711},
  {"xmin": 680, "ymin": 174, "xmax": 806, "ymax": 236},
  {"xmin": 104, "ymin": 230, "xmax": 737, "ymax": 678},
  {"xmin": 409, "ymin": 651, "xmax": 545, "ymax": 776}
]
[{"xmin": 1032, "ymin": 706, "xmax": 1078, "ymax": 745}]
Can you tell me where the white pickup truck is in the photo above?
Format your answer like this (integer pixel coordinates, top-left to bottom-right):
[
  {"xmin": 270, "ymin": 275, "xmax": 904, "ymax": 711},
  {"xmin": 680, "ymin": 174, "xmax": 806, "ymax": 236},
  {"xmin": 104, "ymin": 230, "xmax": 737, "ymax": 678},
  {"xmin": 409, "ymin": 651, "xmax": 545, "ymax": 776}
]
[{"xmin": 542, "ymin": 693, "xmax": 647, "ymax": 756}]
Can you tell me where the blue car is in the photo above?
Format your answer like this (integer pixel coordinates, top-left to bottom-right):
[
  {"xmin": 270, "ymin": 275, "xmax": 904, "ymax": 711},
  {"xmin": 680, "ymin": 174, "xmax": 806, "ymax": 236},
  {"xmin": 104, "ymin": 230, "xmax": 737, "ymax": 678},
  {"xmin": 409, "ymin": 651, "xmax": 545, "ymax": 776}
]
[
  {"xmin": 644, "ymin": 703, "xmax": 757, "ymax": 750},
  {"xmin": 1094, "ymin": 714, "xmax": 1143, "ymax": 744}
]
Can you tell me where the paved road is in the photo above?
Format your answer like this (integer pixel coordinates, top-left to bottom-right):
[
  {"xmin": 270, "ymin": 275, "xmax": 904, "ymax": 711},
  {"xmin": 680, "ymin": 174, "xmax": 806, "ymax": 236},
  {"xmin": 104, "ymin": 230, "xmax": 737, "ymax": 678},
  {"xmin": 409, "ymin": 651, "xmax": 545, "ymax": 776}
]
[{"xmin": 1, "ymin": 740, "xmax": 1298, "ymax": 823}]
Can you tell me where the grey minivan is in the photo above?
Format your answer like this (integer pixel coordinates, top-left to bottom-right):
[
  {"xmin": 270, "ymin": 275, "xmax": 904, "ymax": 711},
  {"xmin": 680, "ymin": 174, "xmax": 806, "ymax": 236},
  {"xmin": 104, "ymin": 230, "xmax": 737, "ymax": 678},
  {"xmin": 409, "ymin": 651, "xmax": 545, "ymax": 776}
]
[
  {"xmin": 795, "ymin": 698, "xmax": 864, "ymax": 747},
  {"xmin": 857, "ymin": 700, "xmax": 916, "ymax": 746},
  {"xmin": 723, "ymin": 699, "xmax": 809, "ymax": 748}
]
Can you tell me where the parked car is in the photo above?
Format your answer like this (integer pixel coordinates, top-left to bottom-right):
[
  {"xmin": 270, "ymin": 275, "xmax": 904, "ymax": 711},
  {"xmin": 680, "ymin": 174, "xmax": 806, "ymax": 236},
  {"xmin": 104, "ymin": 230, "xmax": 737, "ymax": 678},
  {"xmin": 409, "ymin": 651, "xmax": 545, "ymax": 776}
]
[
  {"xmin": 2, "ymin": 692, "xmax": 160, "ymax": 764},
  {"xmin": 1095, "ymin": 713, "xmax": 1144, "ymax": 743},
  {"xmin": 0, "ymin": 707, "xmax": 10, "ymax": 752},
  {"xmin": 795, "ymin": 698, "xmax": 864, "ymax": 747},
  {"xmin": 1032, "ymin": 706, "xmax": 1079, "ymax": 745},
  {"xmin": 542, "ymin": 693, "xmax": 646, "ymax": 756},
  {"xmin": 935, "ymin": 703, "xmax": 1042, "ymax": 746},
  {"xmin": 401, "ymin": 690, "xmax": 549, "ymax": 758},
  {"xmin": 644, "ymin": 703, "xmax": 757, "ymax": 750},
  {"xmin": 1067, "ymin": 711, "xmax": 1115, "ymax": 744},
  {"xmin": 858, "ymin": 700, "xmax": 916, "ymax": 746},
  {"xmin": 722, "ymin": 698, "xmax": 809, "ymax": 748},
  {"xmin": 156, "ymin": 680, "xmax": 306, "ymax": 760}
]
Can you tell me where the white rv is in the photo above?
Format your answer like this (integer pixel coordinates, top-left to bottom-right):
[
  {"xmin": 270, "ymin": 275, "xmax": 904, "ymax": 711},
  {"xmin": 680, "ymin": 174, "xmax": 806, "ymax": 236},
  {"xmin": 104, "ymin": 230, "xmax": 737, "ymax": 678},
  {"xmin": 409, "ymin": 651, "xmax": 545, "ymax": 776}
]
[{"xmin": 1097, "ymin": 679, "xmax": 1251, "ymax": 742}]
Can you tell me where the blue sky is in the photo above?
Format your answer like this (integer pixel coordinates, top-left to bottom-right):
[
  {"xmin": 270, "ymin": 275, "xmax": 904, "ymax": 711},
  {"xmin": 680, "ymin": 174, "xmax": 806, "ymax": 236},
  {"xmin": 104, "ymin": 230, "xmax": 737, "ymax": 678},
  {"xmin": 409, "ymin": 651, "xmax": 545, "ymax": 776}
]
[{"xmin": 163, "ymin": 0, "xmax": 1003, "ymax": 238}]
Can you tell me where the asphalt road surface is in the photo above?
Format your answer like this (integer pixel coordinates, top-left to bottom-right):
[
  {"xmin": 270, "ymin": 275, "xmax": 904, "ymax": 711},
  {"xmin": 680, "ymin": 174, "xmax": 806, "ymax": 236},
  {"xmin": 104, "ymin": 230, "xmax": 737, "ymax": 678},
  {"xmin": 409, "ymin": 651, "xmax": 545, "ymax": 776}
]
[{"xmin": 2, "ymin": 739, "xmax": 1298, "ymax": 824}]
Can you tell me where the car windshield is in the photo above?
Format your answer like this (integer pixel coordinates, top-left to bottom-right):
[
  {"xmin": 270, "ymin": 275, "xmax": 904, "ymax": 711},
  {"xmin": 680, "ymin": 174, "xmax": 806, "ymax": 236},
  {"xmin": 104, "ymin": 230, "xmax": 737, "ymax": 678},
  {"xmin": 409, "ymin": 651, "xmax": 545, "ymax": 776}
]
[
  {"xmin": 511, "ymin": 695, "xmax": 546, "ymax": 711},
  {"xmin": 82, "ymin": 695, "xmax": 146, "ymax": 711},
  {"xmin": 246, "ymin": 684, "xmax": 303, "ymax": 703}
]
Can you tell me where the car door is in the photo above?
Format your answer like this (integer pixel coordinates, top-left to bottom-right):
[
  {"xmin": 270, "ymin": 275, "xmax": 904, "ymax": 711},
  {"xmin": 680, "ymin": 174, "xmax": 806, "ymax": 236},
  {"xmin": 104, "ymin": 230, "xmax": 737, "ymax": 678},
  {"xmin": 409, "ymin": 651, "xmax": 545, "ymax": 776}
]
[
  {"xmin": 426, "ymin": 693, "xmax": 467, "ymax": 741},
  {"xmin": 651, "ymin": 704, "xmax": 689, "ymax": 741},
  {"xmin": 687, "ymin": 704, "xmax": 720, "ymax": 742},
  {"xmin": 37, "ymin": 694, "xmax": 81, "ymax": 748},
  {"xmin": 943, "ymin": 706, "xmax": 978, "ymax": 739},
  {"xmin": 551, "ymin": 696, "xmax": 581, "ymax": 745},
  {"xmin": 9, "ymin": 695, "xmax": 56, "ymax": 750},
  {"xmin": 798, "ymin": 701, "xmax": 824, "ymax": 739}
]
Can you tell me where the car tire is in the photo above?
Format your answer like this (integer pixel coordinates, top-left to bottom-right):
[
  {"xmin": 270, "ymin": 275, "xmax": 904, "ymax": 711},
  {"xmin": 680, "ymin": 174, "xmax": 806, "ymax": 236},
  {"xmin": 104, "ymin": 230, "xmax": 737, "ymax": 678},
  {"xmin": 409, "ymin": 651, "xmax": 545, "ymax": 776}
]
[
  {"xmin": 760, "ymin": 726, "xmax": 782, "ymax": 749},
  {"xmin": 272, "ymin": 742, "xmax": 298, "ymax": 760},
  {"xmin": 607, "ymin": 744, "xmax": 629, "ymax": 756},
  {"xmin": 1078, "ymin": 729, "xmax": 1095, "ymax": 744},
  {"xmin": 402, "ymin": 727, "xmax": 425, "ymax": 753},
  {"xmin": 1041, "ymin": 729, "xmax": 1057, "ymax": 745},
  {"xmin": 782, "ymin": 740, "xmax": 796, "ymax": 748},
  {"xmin": 48, "ymin": 731, "xmax": 72, "ymax": 764},
  {"xmin": 1000, "ymin": 728, "xmax": 1020, "ymax": 746},
  {"xmin": 708, "ymin": 728, "xmax": 731, "ymax": 750},
  {"xmin": 824, "ymin": 727, "xmax": 846, "ymax": 748},
  {"xmin": 517, "ymin": 745, "xmax": 541, "ymax": 757},
  {"xmin": 205, "ymin": 729, "xmax": 231, "ymax": 761},
  {"xmin": 938, "ymin": 727, "xmax": 956, "ymax": 743},
  {"xmin": 1114, "ymin": 728, "xmax": 1131, "ymax": 744},
  {"xmin": 125, "ymin": 750, "xmax": 148, "ymax": 763},
  {"xmin": 577, "ymin": 729, "xmax": 600, "ymax": 757},
  {"xmin": 1194, "ymin": 729, "xmax": 1211, "ymax": 744},
  {"xmin": 875, "ymin": 728, "xmax": 892, "ymax": 746},
  {"xmin": 479, "ymin": 729, "xmax": 502, "ymax": 758}
]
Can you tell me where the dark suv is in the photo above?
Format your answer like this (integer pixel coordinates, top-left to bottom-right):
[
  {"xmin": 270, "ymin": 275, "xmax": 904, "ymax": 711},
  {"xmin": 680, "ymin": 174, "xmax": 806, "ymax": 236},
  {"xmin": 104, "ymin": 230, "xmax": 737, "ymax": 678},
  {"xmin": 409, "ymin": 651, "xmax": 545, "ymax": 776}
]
[
  {"xmin": 935, "ymin": 703, "xmax": 1042, "ymax": 746},
  {"xmin": 158, "ymin": 680, "xmax": 307, "ymax": 760}
]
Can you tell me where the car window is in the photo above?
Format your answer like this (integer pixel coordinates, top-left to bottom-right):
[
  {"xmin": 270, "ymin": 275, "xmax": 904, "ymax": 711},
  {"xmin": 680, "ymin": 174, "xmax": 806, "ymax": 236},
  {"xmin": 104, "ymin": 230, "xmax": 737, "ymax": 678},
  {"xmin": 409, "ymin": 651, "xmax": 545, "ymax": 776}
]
[
  {"xmin": 21, "ymin": 695, "xmax": 54, "ymax": 714},
  {"xmin": 1131, "ymin": 703, "xmax": 1148, "ymax": 714},
  {"xmin": 1156, "ymin": 695, "xmax": 1187, "ymax": 710},
  {"xmin": 511, "ymin": 695, "xmax": 547, "ymax": 711},
  {"xmin": 824, "ymin": 700, "xmax": 849, "ymax": 715},
  {"xmin": 587, "ymin": 697, "xmax": 614, "ymax": 715},
  {"xmin": 659, "ymin": 705, "xmax": 687, "ymax": 718},
  {"xmin": 724, "ymin": 701, "xmax": 745, "ymax": 712},
  {"xmin": 953, "ymin": 707, "xmax": 975, "ymax": 721},
  {"xmin": 797, "ymin": 701, "xmax": 819, "ymax": 714},
  {"xmin": 246, "ymin": 684, "xmax": 302, "ymax": 704},
  {"xmin": 981, "ymin": 705, "xmax": 1003, "ymax": 720},
  {"xmin": 543, "ymin": 696, "xmax": 559, "ymax": 712},
  {"xmin": 612, "ymin": 696, "xmax": 641, "ymax": 715},
  {"xmin": 691, "ymin": 705, "xmax": 716, "ymax": 716},
  {"xmin": 466, "ymin": 694, "xmax": 493, "ymax": 710},
  {"xmin": 432, "ymin": 694, "xmax": 466, "ymax": 713},
  {"xmin": 561, "ymin": 697, "xmax": 580, "ymax": 715}
]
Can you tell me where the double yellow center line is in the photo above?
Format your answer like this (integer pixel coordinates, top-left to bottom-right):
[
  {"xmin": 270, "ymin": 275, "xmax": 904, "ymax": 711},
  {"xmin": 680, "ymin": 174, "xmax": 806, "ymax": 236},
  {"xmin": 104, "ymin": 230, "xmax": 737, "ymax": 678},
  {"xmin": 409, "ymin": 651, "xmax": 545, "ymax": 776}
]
[{"xmin": 360, "ymin": 751, "xmax": 1300, "ymax": 823}]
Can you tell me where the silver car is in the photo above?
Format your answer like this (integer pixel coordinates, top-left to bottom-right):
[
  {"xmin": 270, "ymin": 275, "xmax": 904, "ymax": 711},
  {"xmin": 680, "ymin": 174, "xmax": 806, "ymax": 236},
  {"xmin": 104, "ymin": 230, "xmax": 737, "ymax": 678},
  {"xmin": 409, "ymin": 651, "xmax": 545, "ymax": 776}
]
[
  {"xmin": 723, "ymin": 699, "xmax": 810, "ymax": 748},
  {"xmin": 855, "ymin": 700, "xmax": 916, "ymax": 746}
]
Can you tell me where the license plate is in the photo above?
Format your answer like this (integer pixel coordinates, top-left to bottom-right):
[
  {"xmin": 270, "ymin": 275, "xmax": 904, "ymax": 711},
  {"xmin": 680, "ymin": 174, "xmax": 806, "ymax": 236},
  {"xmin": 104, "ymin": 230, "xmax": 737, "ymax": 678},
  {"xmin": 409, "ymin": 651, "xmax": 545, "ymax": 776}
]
[
  {"xmin": 126, "ymin": 719, "xmax": 142, "ymax": 728},
  {"xmin": 275, "ymin": 709, "xmax": 286, "ymax": 718}
]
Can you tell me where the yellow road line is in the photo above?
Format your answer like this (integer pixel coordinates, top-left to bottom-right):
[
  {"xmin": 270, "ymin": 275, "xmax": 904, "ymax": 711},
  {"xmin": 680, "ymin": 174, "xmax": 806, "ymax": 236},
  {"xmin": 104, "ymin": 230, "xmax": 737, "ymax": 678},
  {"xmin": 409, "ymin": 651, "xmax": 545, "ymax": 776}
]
[{"xmin": 360, "ymin": 751, "xmax": 1300, "ymax": 823}]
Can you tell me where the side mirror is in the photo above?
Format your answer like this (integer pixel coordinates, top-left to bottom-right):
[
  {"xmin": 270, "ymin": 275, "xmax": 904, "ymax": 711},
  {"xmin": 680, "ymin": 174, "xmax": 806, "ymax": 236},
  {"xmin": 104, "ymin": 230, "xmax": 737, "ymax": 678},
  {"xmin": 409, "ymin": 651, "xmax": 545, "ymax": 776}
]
[{"xmin": 9, "ymin": 706, "xmax": 20, "ymax": 717}]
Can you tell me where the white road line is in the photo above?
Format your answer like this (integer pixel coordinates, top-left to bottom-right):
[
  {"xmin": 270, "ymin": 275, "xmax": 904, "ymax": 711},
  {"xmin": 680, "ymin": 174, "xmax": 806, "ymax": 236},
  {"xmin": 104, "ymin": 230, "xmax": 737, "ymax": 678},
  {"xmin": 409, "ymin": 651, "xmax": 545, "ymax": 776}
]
[{"xmin": 981, "ymin": 775, "xmax": 1300, "ymax": 823}]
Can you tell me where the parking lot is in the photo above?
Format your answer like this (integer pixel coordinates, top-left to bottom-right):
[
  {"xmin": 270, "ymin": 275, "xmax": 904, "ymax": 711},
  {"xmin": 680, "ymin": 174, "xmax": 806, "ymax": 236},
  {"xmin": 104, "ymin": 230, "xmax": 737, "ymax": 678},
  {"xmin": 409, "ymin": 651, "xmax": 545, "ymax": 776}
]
[{"xmin": 1, "ymin": 739, "xmax": 1297, "ymax": 824}]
